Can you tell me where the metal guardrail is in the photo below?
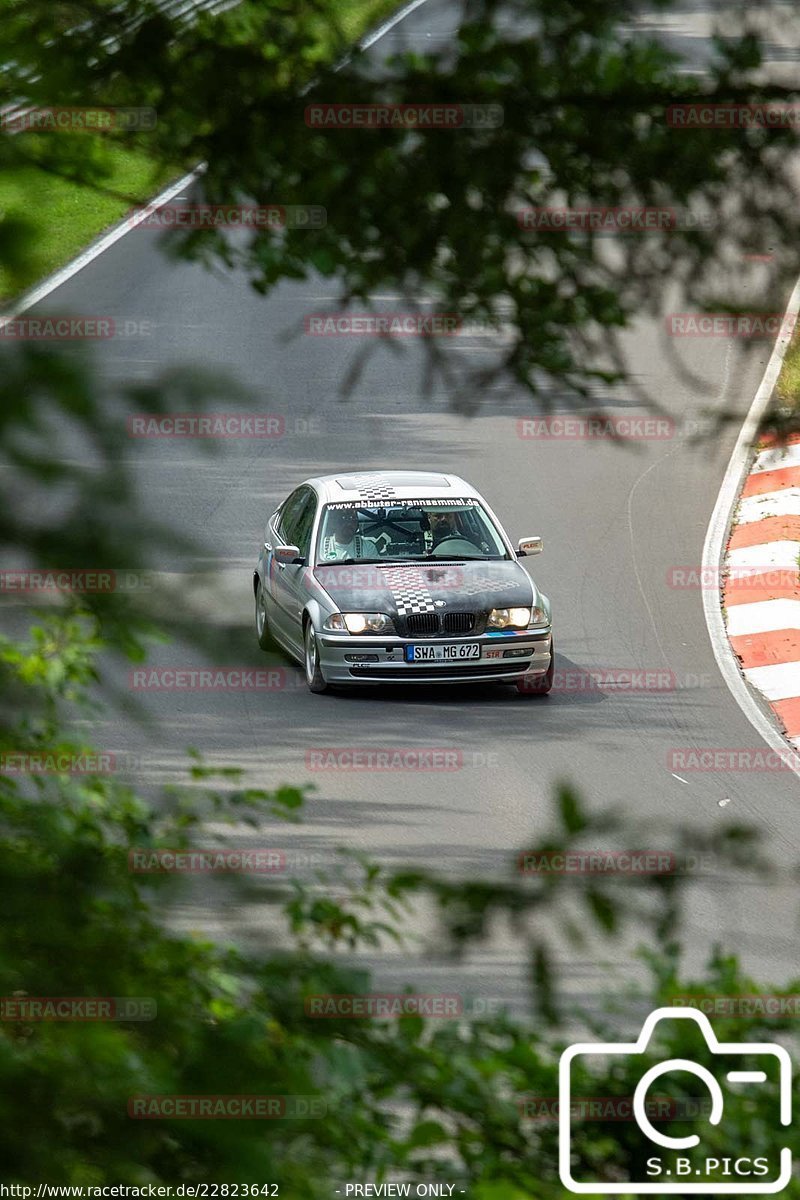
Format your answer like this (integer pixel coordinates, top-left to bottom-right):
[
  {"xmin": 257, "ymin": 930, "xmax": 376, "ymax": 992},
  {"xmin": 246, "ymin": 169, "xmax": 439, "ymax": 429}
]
[
  {"xmin": 1, "ymin": 0, "xmax": 238, "ymax": 133},
  {"xmin": 159, "ymin": 0, "xmax": 239, "ymax": 18}
]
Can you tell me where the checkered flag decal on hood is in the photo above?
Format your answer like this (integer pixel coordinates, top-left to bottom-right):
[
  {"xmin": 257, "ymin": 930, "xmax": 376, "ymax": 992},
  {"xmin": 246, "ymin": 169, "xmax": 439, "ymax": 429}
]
[
  {"xmin": 456, "ymin": 575, "xmax": 523, "ymax": 598},
  {"xmin": 381, "ymin": 566, "xmax": 436, "ymax": 617}
]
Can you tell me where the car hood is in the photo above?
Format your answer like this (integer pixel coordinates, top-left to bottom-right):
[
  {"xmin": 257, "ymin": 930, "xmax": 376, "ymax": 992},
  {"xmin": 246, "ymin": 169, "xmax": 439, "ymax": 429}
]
[{"xmin": 313, "ymin": 558, "xmax": 537, "ymax": 617}]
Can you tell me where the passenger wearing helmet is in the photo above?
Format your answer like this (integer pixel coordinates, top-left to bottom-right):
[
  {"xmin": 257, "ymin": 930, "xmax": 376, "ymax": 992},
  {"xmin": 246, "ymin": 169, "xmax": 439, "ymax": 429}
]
[{"xmin": 321, "ymin": 508, "xmax": 381, "ymax": 562}]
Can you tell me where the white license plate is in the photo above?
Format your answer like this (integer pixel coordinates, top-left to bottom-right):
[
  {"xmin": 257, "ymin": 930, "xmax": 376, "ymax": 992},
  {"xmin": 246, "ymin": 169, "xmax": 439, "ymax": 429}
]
[{"xmin": 406, "ymin": 643, "xmax": 481, "ymax": 662}]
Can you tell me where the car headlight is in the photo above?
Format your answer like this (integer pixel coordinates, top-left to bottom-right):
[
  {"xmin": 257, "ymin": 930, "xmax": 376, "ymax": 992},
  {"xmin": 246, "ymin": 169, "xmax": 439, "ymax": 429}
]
[
  {"xmin": 487, "ymin": 607, "xmax": 532, "ymax": 629},
  {"xmin": 529, "ymin": 605, "xmax": 549, "ymax": 626},
  {"xmin": 323, "ymin": 612, "xmax": 390, "ymax": 634}
]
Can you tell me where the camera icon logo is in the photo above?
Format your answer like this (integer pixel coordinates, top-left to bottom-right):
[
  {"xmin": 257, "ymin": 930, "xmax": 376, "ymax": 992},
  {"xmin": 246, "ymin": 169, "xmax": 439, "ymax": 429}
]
[{"xmin": 559, "ymin": 1006, "xmax": 792, "ymax": 1193}]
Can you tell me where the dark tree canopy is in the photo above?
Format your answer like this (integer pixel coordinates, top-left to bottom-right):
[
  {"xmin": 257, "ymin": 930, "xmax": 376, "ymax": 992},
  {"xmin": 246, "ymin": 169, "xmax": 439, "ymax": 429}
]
[{"xmin": 3, "ymin": 0, "xmax": 800, "ymax": 402}]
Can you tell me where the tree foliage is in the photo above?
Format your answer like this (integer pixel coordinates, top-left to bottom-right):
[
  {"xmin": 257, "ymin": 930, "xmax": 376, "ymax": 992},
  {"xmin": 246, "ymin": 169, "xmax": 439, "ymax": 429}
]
[
  {"xmin": 3, "ymin": 0, "xmax": 800, "ymax": 404},
  {"xmin": 1, "ymin": 1, "xmax": 800, "ymax": 1188},
  {"xmin": 1, "ymin": 616, "xmax": 797, "ymax": 1190}
]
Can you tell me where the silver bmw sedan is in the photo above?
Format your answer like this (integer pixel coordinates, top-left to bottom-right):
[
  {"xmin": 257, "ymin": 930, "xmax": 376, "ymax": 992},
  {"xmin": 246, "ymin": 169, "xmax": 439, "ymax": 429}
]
[{"xmin": 253, "ymin": 471, "xmax": 553, "ymax": 695}]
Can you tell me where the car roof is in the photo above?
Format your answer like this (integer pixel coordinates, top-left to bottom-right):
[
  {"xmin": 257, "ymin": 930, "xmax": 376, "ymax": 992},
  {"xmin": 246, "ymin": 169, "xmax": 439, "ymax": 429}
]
[{"xmin": 304, "ymin": 471, "xmax": 482, "ymax": 504}]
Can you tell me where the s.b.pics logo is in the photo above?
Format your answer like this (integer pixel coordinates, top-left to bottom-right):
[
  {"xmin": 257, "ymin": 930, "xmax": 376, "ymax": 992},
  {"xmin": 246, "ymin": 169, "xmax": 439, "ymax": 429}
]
[{"xmin": 559, "ymin": 1007, "xmax": 792, "ymax": 1193}]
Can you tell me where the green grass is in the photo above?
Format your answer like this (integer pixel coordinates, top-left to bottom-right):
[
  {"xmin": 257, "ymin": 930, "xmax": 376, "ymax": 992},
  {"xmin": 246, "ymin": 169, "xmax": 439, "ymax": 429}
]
[
  {"xmin": 337, "ymin": 0, "xmax": 399, "ymax": 42},
  {"xmin": 0, "ymin": 146, "xmax": 182, "ymax": 304},
  {"xmin": 777, "ymin": 329, "xmax": 800, "ymax": 407},
  {"xmin": 0, "ymin": 0, "xmax": 399, "ymax": 306},
  {"xmin": 761, "ymin": 326, "xmax": 800, "ymax": 443}
]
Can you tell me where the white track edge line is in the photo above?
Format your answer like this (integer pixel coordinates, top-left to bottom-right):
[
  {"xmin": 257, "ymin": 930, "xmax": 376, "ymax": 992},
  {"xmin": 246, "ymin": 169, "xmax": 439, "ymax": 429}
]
[
  {"xmin": 701, "ymin": 273, "xmax": 800, "ymax": 779},
  {"xmin": 359, "ymin": 0, "xmax": 431, "ymax": 49},
  {"xmin": 0, "ymin": 165, "xmax": 207, "ymax": 328},
  {"xmin": 0, "ymin": 0, "xmax": 433, "ymax": 323},
  {"xmin": 1, "ymin": 0, "xmax": 791, "ymax": 774}
]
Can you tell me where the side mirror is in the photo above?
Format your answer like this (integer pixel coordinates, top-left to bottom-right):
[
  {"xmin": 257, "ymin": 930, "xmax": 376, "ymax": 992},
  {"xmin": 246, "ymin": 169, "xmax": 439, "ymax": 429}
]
[
  {"xmin": 517, "ymin": 536, "xmax": 543, "ymax": 557},
  {"xmin": 275, "ymin": 543, "xmax": 302, "ymax": 565}
]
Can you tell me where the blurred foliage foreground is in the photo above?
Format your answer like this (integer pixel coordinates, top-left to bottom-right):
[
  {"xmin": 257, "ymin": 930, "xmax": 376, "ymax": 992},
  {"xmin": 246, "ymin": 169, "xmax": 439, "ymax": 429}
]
[
  {"xmin": 2, "ymin": 0, "xmax": 800, "ymax": 1188},
  {"xmin": 0, "ymin": 614, "xmax": 798, "ymax": 1193},
  {"xmin": 5, "ymin": 0, "xmax": 800, "ymax": 408}
]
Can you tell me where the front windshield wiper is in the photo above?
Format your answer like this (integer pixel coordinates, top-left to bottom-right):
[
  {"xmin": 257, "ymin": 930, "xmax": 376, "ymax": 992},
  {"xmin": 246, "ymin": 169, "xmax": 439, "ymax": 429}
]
[
  {"xmin": 317, "ymin": 557, "xmax": 402, "ymax": 566},
  {"xmin": 317, "ymin": 555, "xmax": 503, "ymax": 566}
]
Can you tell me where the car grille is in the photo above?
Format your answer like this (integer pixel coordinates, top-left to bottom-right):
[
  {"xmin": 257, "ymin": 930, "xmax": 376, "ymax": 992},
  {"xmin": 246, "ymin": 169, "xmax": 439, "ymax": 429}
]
[
  {"xmin": 402, "ymin": 611, "xmax": 479, "ymax": 637},
  {"xmin": 405, "ymin": 613, "xmax": 440, "ymax": 638},
  {"xmin": 442, "ymin": 612, "xmax": 475, "ymax": 635}
]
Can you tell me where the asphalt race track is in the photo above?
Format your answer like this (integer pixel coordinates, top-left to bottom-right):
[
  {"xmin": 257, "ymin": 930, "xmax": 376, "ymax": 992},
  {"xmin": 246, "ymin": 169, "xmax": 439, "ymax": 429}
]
[{"xmin": 8, "ymin": 0, "xmax": 800, "ymax": 1015}]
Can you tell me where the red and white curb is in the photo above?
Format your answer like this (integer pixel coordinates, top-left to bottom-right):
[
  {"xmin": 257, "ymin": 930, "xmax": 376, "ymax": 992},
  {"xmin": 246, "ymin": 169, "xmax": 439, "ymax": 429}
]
[
  {"xmin": 724, "ymin": 434, "xmax": 800, "ymax": 748},
  {"xmin": 702, "ymin": 274, "xmax": 800, "ymax": 779}
]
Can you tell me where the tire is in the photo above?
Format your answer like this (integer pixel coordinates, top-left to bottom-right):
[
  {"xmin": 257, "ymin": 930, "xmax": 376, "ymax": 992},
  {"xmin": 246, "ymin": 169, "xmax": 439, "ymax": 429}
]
[
  {"xmin": 516, "ymin": 640, "xmax": 554, "ymax": 696},
  {"xmin": 255, "ymin": 578, "xmax": 274, "ymax": 651},
  {"xmin": 304, "ymin": 619, "xmax": 328, "ymax": 694}
]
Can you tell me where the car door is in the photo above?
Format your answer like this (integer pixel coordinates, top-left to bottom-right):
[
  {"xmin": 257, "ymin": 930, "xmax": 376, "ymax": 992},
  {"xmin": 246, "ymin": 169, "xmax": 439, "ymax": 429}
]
[
  {"xmin": 270, "ymin": 487, "xmax": 317, "ymax": 655},
  {"xmin": 261, "ymin": 488, "xmax": 306, "ymax": 643}
]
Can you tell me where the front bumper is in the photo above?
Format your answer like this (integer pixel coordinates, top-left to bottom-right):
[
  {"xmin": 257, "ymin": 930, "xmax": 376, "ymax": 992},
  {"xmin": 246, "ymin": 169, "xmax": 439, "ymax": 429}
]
[{"xmin": 315, "ymin": 628, "xmax": 552, "ymax": 686}]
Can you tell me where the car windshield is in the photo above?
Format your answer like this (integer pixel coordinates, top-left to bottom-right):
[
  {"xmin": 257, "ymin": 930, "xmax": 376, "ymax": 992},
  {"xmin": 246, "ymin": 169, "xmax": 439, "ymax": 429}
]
[{"xmin": 315, "ymin": 498, "xmax": 510, "ymax": 564}]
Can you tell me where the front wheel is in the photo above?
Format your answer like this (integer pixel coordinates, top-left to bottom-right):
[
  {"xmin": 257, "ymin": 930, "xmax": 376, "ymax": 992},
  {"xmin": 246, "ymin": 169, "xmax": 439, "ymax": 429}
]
[
  {"xmin": 255, "ymin": 578, "xmax": 274, "ymax": 651},
  {"xmin": 304, "ymin": 619, "xmax": 328, "ymax": 694},
  {"xmin": 516, "ymin": 640, "xmax": 554, "ymax": 696}
]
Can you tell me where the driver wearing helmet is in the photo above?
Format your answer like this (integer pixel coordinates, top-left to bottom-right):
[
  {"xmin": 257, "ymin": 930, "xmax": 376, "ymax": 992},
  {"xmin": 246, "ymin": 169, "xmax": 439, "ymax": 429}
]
[
  {"xmin": 427, "ymin": 509, "xmax": 459, "ymax": 547},
  {"xmin": 321, "ymin": 508, "xmax": 381, "ymax": 562}
]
